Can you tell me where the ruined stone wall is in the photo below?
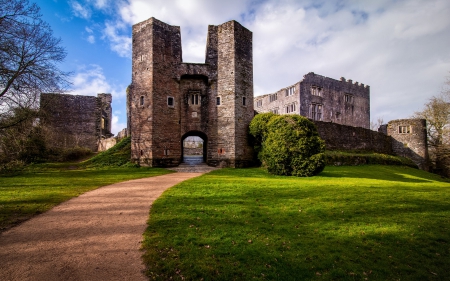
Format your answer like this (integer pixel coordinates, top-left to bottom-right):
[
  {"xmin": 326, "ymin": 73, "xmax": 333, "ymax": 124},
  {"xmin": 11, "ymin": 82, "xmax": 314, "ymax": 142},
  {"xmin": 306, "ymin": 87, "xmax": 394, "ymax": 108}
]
[
  {"xmin": 129, "ymin": 18, "xmax": 254, "ymax": 167},
  {"xmin": 40, "ymin": 93, "xmax": 112, "ymax": 151},
  {"xmin": 313, "ymin": 121, "xmax": 393, "ymax": 154},
  {"xmin": 254, "ymin": 73, "xmax": 370, "ymax": 129},
  {"xmin": 98, "ymin": 93, "xmax": 113, "ymax": 138},
  {"xmin": 384, "ymin": 119, "xmax": 429, "ymax": 170}
]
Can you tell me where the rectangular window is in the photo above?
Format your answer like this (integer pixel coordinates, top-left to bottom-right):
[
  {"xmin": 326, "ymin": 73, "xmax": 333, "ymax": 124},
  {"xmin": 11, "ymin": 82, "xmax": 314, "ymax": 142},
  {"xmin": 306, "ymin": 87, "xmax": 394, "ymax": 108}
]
[
  {"xmin": 190, "ymin": 91, "xmax": 200, "ymax": 105},
  {"xmin": 345, "ymin": 94, "xmax": 353, "ymax": 103},
  {"xmin": 285, "ymin": 86, "xmax": 295, "ymax": 97},
  {"xmin": 269, "ymin": 93, "xmax": 278, "ymax": 102},
  {"xmin": 164, "ymin": 149, "xmax": 170, "ymax": 156},
  {"xmin": 311, "ymin": 86, "xmax": 322, "ymax": 96},
  {"xmin": 285, "ymin": 103, "xmax": 296, "ymax": 113},
  {"xmin": 309, "ymin": 103, "xmax": 323, "ymax": 120},
  {"xmin": 271, "ymin": 108, "xmax": 279, "ymax": 114},
  {"xmin": 243, "ymin": 97, "xmax": 246, "ymax": 106},
  {"xmin": 216, "ymin": 96, "xmax": 221, "ymax": 105},
  {"xmin": 399, "ymin": 126, "xmax": 411, "ymax": 134},
  {"xmin": 140, "ymin": 96, "xmax": 144, "ymax": 106},
  {"xmin": 167, "ymin": 97, "xmax": 174, "ymax": 107},
  {"xmin": 256, "ymin": 100, "xmax": 262, "ymax": 107}
]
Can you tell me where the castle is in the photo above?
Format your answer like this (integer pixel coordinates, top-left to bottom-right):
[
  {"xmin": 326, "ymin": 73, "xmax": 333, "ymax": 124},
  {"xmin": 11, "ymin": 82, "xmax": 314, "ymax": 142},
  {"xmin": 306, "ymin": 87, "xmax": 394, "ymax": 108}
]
[
  {"xmin": 40, "ymin": 18, "xmax": 429, "ymax": 171},
  {"xmin": 254, "ymin": 72, "xmax": 370, "ymax": 129},
  {"xmin": 127, "ymin": 18, "xmax": 254, "ymax": 167}
]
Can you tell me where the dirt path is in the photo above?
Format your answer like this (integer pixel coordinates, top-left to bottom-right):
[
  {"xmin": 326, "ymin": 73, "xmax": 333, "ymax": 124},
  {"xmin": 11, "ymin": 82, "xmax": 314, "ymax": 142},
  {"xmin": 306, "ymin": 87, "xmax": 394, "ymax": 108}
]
[{"xmin": 0, "ymin": 172, "xmax": 204, "ymax": 281}]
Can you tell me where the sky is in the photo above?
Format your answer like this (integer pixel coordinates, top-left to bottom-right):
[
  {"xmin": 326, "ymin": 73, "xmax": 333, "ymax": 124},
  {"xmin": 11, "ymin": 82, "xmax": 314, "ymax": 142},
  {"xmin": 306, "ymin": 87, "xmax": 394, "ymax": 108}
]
[{"xmin": 38, "ymin": 0, "xmax": 450, "ymax": 134}]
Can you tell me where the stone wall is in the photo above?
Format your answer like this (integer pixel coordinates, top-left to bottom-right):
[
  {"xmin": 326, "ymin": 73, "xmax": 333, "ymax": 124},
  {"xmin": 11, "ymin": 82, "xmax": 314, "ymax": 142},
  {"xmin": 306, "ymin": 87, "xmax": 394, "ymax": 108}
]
[
  {"xmin": 255, "ymin": 72, "xmax": 370, "ymax": 129},
  {"xmin": 313, "ymin": 121, "xmax": 393, "ymax": 154},
  {"xmin": 98, "ymin": 138, "xmax": 116, "ymax": 152},
  {"xmin": 40, "ymin": 93, "xmax": 113, "ymax": 152},
  {"xmin": 313, "ymin": 119, "xmax": 429, "ymax": 170},
  {"xmin": 129, "ymin": 18, "xmax": 254, "ymax": 167},
  {"xmin": 382, "ymin": 119, "xmax": 429, "ymax": 170}
]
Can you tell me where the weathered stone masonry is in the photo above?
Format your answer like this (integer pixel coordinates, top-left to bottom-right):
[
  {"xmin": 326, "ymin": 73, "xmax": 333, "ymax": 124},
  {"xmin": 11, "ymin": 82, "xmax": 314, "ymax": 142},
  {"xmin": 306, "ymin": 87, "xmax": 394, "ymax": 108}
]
[
  {"xmin": 40, "ymin": 93, "xmax": 113, "ymax": 152},
  {"xmin": 379, "ymin": 119, "xmax": 429, "ymax": 170},
  {"xmin": 254, "ymin": 72, "xmax": 370, "ymax": 129},
  {"xmin": 128, "ymin": 18, "xmax": 254, "ymax": 167}
]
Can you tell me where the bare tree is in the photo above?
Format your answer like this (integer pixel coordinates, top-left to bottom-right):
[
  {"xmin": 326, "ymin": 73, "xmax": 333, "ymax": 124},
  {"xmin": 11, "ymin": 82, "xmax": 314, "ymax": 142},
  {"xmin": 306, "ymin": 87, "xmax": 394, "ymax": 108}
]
[
  {"xmin": 413, "ymin": 78, "xmax": 450, "ymax": 176},
  {"xmin": 370, "ymin": 117, "xmax": 384, "ymax": 131},
  {"xmin": 0, "ymin": 0, "xmax": 69, "ymax": 129}
]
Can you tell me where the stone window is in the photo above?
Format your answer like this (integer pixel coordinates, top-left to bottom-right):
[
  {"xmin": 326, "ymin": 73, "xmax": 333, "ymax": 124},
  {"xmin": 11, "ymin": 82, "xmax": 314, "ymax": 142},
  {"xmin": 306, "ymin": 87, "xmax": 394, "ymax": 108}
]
[
  {"xmin": 309, "ymin": 103, "xmax": 323, "ymax": 121},
  {"xmin": 140, "ymin": 96, "xmax": 144, "ymax": 106},
  {"xmin": 345, "ymin": 94, "xmax": 353, "ymax": 103},
  {"xmin": 190, "ymin": 91, "xmax": 200, "ymax": 105},
  {"xmin": 167, "ymin": 96, "xmax": 174, "ymax": 107},
  {"xmin": 271, "ymin": 108, "xmax": 279, "ymax": 114},
  {"xmin": 269, "ymin": 93, "xmax": 277, "ymax": 102},
  {"xmin": 243, "ymin": 97, "xmax": 247, "ymax": 106},
  {"xmin": 285, "ymin": 86, "xmax": 295, "ymax": 97},
  {"xmin": 216, "ymin": 96, "xmax": 221, "ymax": 106},
  {"xmin": 164, "ymin": 149, "xmax": 170, "ymax": 156},
  {"xmin": 399, "ymin": 126, "xmax": 411, "ymax": 134},
  {"xmin": 218, "ymin": 148, "xmax": 225, "ymax": 155},
  {"xmin": 311, "ymin": 86, "xmax": 322, "ymax": 96},
  {"xmin": 285, "ymin": 103, "xmax": 296, "ymax": 113},
  {"xmin": 256, "ymin": 100, "xmax": 262, "ymax": 107}
]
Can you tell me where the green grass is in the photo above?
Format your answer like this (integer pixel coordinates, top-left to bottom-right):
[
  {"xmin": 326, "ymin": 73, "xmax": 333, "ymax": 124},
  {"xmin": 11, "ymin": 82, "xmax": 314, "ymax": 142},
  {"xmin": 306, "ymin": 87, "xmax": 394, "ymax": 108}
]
[
  {"xmin": 325, "ymin": 150, "xmax": 417, "ymax": 168},
  {"xmin": 82, "ymin": 136, "xmax": 134, "ymax": 167},
  {"xmin": 142, "ymin": 165, "xmax": 450, "ymax": 280},
  {"xmin": 0, "ymin": 164, "xmax": 171, "ymax": 232}
]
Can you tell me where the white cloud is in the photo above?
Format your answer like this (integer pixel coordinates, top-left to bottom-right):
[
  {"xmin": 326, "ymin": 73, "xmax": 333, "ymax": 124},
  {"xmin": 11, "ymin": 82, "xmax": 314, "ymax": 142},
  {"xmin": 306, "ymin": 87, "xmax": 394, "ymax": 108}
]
[
  {"xmin": 69, "ymin": 1, "xmax": 91, "ymax": 19},
  {"xmin": 69, "ymin": 64, "xmax": 125, "ymax": 99},
  {"xmin": 111, "ymin": 113, "xmax": 126, "ymax": 134},
  {"xmin": 102, "ymin": 22, "xmax": 132, "ymax": 58},
  {"xmin": 85, "ymin": 26, "xmax": 95, "ymax": 43},
  {"xmin": 77, "ymin": 0, "xmax": 450, "ymax": 123}
]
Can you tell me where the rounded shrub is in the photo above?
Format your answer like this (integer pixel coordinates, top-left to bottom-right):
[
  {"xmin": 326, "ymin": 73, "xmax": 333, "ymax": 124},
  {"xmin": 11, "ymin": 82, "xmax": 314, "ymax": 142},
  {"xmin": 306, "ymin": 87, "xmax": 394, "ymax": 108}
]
[
  {"xmin": 249, "ymin": 112, "xmax": 276, "ymax": 143},
  {"xmin": 257, "ymin": 114, "xmax": 326, "ymax": 177}
]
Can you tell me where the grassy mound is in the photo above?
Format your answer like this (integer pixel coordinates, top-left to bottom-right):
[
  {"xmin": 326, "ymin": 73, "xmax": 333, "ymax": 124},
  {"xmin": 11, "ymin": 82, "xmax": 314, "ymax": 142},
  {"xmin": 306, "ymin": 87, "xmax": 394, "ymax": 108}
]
[
  {"xmin": 325, "ymin": 150, "xmax": 417, "ymax": 168},
  {"xmin": 83, "ymin": 137, "xmax": 134, "ymax": 168},
  {"xmin": 142, "ymin": 166, "xmax": 450, "ymax": 280}
]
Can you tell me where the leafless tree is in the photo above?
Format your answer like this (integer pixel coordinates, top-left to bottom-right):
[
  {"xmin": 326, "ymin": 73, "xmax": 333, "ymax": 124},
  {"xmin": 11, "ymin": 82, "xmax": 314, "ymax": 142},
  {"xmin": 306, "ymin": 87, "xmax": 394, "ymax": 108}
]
[
  {"xmin": 0, "ymin": 0, "xmax": 69, "ymax": 129},
  {"xmin": 370, "ymin": 117, "xmax": 384, "ymax": 131},
  {"xmin": 413, "ymin": 78, "xmax": 450, "ymax": 176}
]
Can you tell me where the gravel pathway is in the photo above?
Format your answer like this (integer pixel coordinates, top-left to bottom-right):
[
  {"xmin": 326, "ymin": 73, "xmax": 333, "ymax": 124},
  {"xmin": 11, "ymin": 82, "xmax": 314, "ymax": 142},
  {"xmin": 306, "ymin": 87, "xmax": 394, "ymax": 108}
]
[{"xmin": 0, "ymin": 171, "xmax": 206, "ymax": 281}]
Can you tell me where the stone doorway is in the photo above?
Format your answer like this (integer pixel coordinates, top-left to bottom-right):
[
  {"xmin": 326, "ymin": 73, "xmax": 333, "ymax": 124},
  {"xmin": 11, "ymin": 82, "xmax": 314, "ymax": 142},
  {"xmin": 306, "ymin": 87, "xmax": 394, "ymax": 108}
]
[{"xmin": 182, "ymin": 132, "xmax": 207, "ymax": 165}]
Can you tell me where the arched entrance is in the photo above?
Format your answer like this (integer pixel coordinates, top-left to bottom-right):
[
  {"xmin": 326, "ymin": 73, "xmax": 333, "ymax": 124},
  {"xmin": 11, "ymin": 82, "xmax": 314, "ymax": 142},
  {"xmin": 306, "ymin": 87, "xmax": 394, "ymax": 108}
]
[{"xmin": 181, "ymin": 131, "xmax": 207, "ymax": 165}]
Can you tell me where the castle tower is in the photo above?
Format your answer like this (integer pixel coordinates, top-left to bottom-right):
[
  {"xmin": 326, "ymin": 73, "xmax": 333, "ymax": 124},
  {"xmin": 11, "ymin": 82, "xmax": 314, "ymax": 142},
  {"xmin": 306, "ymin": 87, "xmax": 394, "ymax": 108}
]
[
  {"xmin": 384, "ymin": 119, "xmax": 429, "ymax": 170},
  {"xmin": 129, "ymin": 18, "xmax": 254, "ymax": 167}
]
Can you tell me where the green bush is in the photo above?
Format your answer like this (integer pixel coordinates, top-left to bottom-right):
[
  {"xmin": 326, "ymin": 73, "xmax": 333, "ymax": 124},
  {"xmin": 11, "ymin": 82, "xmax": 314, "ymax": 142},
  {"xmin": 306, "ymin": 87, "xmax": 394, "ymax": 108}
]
[
  {"xmin": 324, "ymin": 150, "xmax": 418, "ymax": 168},
  {"xmin": 61, "ymin": 146, "xmax": 93, "ymax": 162},
  {"xmin": 250, "ymin": 114, "xmax": 326, "ymax": 177},
  {"xmin": 0, "ymin": 160, "xmax": 26, "ymax": 176}
]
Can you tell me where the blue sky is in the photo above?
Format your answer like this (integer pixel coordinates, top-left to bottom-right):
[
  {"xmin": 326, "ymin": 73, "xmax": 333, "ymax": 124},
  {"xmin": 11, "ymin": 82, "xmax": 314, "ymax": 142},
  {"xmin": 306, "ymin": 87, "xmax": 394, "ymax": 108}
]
[{"xmin": 39, "ymin": 0, "xmax": 450, "ymax": 134}]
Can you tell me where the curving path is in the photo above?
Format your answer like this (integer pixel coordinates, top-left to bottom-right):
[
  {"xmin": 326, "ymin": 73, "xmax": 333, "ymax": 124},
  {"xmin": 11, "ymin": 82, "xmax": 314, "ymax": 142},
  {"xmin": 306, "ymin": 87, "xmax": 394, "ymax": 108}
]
[{"xmin": 0, "ymin": 171, "xmax": 209, "ymax": 281}]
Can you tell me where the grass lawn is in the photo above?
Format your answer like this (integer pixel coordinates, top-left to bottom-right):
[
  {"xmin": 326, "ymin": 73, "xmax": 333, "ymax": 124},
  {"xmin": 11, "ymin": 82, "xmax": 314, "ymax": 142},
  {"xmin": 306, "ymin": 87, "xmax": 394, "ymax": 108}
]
[
  {"xmin": 143, "ymin": 165, "xmax": 450, "ymax": 280},
  {"xmin": 0, "ymin": 164, "xmax": 171, "ymax": 232}
]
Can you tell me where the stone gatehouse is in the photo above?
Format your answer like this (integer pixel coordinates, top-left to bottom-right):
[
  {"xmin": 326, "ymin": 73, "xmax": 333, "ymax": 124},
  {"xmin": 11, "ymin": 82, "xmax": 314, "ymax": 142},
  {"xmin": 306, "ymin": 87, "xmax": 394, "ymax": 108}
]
[{"xmin": 128, "ymin": 18, "xmax": 254, "ymax": 167}]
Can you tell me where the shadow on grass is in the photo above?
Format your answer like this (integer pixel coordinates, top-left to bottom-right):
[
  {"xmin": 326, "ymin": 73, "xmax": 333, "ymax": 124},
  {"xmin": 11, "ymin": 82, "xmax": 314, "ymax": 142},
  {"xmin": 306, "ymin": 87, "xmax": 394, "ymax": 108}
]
[
  {"xmin": 220, "ymin": 165, "xmax": 449, "ymax": 184},
  {"xmin": 142, "ymin": 166, "xmax": 450, "ymax": 280}
]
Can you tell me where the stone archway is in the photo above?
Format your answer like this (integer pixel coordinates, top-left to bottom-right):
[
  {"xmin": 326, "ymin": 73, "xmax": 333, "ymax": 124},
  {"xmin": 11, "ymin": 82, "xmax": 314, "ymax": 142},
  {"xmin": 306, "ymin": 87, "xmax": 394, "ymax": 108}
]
[{"xmin": 181, "ymin": 131, "xmax": 208, "ymax": 164}]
